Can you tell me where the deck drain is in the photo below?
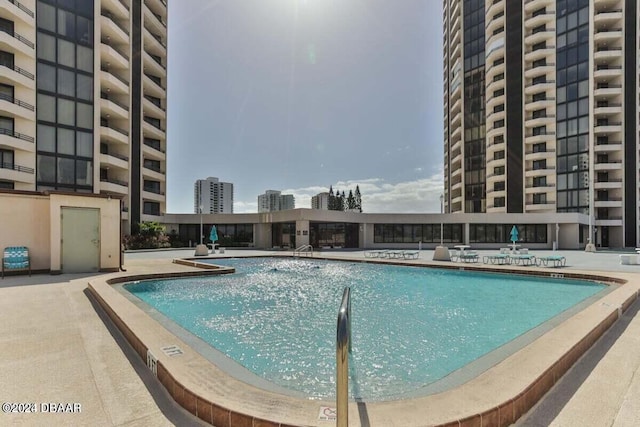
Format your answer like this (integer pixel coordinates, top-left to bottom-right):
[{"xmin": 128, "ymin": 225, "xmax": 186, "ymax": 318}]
[{"xmin": 161, "ymin": 345, "xmax": 184, "ymax": 357}]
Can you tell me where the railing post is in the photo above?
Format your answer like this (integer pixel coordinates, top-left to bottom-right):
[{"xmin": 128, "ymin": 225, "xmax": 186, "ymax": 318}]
[{"xmin": 337, "ymin": 287, "xmax": 351, "ymax": 427}]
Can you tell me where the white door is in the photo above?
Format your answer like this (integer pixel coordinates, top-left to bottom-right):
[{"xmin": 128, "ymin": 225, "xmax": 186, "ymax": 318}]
[{"xmin": 61, "ymin": 207, "xmax": 100, "ymax": 273}]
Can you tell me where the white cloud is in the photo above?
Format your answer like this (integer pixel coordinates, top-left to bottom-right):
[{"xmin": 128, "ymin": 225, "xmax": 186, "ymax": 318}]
[{"xmin": 234, "ymin": 173, "xmax": 445, "ymax": 213}]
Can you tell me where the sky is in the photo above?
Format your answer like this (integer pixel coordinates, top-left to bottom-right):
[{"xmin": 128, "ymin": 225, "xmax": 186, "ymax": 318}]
[{"xmin": 166, "ymin": 0, "xmax": 444, "ymax": 214}]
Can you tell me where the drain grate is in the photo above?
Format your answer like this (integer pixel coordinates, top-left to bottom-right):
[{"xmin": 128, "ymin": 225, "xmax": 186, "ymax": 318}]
[{"xmin": 161, "ymin": 345, "xmax": 184, "ymax": 357}]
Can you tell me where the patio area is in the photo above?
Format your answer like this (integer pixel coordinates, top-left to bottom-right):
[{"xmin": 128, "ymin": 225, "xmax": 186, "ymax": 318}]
[{"xmin": 0, "ymin": 248, "xmax": 639, "ymax": 426}]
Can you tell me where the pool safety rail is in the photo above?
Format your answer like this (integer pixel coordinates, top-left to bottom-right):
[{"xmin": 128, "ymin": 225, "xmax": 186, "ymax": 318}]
[
  {"xmin": 336, "ymin": 287, "xmax": 352, "ymax": 427},
  {"xmin": 293, "ymin": 244, "xmax": 313, "ymax": 257}
]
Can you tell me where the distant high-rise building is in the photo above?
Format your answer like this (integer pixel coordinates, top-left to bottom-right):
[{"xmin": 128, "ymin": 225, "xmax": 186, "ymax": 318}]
[
  {"xmin": 311, "ymin": 192, "xmax": 330, "ymax": 210},
  {"xmin": 258, "ymin": 190, "xmax": 295, "ymax": 212},
  {"xmin": 0, "ymin": 0, "xmax": 169, "ymax": 233},
  {"xmin": 443, "ymin": 0, "xmax": 639, "ymax": 247},
  {"xmin": 194, "ymin": 177, "xmax": 233, "ymax": 213}
]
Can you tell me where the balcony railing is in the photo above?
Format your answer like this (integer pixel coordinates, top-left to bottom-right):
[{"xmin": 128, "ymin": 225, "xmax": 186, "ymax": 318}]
[
  {"xmin": 144, "ymin": 116, "xmax": 162, "ymax": 130},
  {"xmin": 101, "ymin": 120, "xmax": 129, "ymax": 136},
  {"xmin": 145, "ymin": 73, "xmax": 162, "ymax": 87},
  {"xmin": 144, "ymin": 95, "xmax": 162, "ymax": 108},
  {"xmin": 0, "ymin": 162, "xmax": 34, "ymax": 174},
  {"xmin": 144, "ymin": 138, "xmax": 164, "ymax": 152},
  {"xmin": 100, "ymin": 177, "xmax": 128, "ymax": 187},
  {"xmin": 102, "ymin": 150, "xmax": 129, "ymax": 161},
  {"xmin": 100, "ymin": 92, "xmax": 129, "ymax": 111},
  {"xmin": 0, "ymin": 62, "xmax": 34, "ymax": 80},
  {"xmin": 0, "ymin": 93, "xmax": 34, "ymax": 111},
  {"xmin": 6, "ymin": 0, "xmax": 34, "ymax": 17},
  {"xmin": 0, "ymin": 28, "xmax": 34, "ymax": 49},
  {"xmin": 101, "ymin": 66, "xmax": 129, "ymax": 86},
  {"xmin": 102, "ymin": 12, "xmax": 129, "ymax": 35},
  {"xmin": 0, "ymin": 127, "xmax": 34, "ymax": 143}
]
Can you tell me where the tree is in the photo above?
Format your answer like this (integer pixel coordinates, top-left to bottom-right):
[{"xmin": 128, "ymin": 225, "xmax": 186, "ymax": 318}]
[
  {"xmin": 354, "ymin": 185, "xmax": 362, "ymax": 212},
  {"xmin": 346, "ymin": 190, "xmax": 356, "ymax": 211},
  {"xmin": 328, "ymin": 186, "xmax": 337, "ymax": 210},
  {"xmin": 338, "ymin": 191, "xmax": 346, "ymax": 211}
]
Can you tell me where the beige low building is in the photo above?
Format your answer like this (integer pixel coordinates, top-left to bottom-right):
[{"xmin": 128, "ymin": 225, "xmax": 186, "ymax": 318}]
[{"xmin": 0, "ymin": 190, "xmax": 121, "ymax": 274}]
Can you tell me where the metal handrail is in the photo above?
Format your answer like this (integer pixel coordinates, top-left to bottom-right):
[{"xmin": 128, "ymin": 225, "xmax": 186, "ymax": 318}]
[
  {"xmin": 0, "ymin": 93, "xmax": 34, "ymax": 111},
  {"xmin": 0, "ymin": 62, "xmax": 34, "ymax": 80},
  {"xmin": 0, "ymin": 128, "xmax": 34, "ymax": 143},
  {"xmin": 0, "ymin": 28, "xmax": 34, "ymax": 48},
  {"xmin": 336, "ymin": 287, "xmax": 351, "ymax": 427},
  {"xmin": 293, "ymin": 244, "xmax": 313, "ymax": 257},
  {"xmin": 0, "ymin": 162, "xmax": 34, "ymax": 174},
  {"xmin": 7, "ymin": 0, "xmax": 34, "ymax": 17}
]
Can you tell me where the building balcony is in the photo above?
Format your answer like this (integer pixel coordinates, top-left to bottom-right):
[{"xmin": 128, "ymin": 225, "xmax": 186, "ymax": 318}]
[
  {"xmin": 485, "ymin": 15, "xmax": 505, "ymax": 36},
  {"xmin": 100, "ymin": 152, "xmax": 129, "ymax": 170},
  {"xmin": 486, "ymin": 93, "xmax": 505, "ymax": 111},
  {"xmin": 594, "ymin": 141, "xmax": 623, "ymax": 153},
  {"xmin": 524, "ymin": 80, "xmax": 555, "ymax": 95},
  {"xmin": 450, "ymin": 151, "xmax": 462, "ymax": 166},
  {"xmin": 593, "ymin": 10, "xmax": 623, "ymax": 26},
  {"xmin": 594, "ymin": 199, "xmax": 623, "ymax": 208},
  {"xmin": 100, "ymin": 68, "xmax": 129, "ymax": 95},
  {"xmin": 143, "ymin": 2, "xmax": 167, "ymax": 35},
  {"xmin": 0, "ymin": 62, "xmax": 34, "ymax": 88},
  {"xmin": 142, "ymin": 141, "xmax": 165, "ymax": 161},
  {"xmin": 594, "ymin": 28, "xmax": 623, "ymax": 43},
  {"xmin": 524, "ymin": 0, "xmax": 554, "ymax": 13},
  {"xmin": 525, "ymin": 184, "xmax": 556, "ymax": 194},
  {"xmin": 486, "ymin": 125, "xmax": 505, "ymax": 140},
  {"xmin": 524, "ymin": 11, "xmax": 555, "ymax": 28},
  {"xmin": 143, "ymin": 50, "xmax": 166, "ymax": 77},
  {"xmin": 100, "ymin": 177, "xmax": 129, "ymax": 195},
  {"xmin": 450, "ymin": 96, "xmax": 461, "ymax": 115},
  {"xmin": 0, "ymin": 28, "xmax": 34, "ymax": 57},
  {"xmin": 100, "ymin": 94, "xmax": 129, "ymax": 120},
  {"xmin": 525, "ymin": 202, "xmax": 555, "ymax": 212},
  {"xmin": 0, "ymin": 93, "xmax": 35, "ymax": 121},
  {"xmin": 486, "ymin": 0, "xmax": 504, "ymax": 18},
  {"xmin": 594, "ymin": 104, "xmax": 622, "ymax": 116},
  {"xmin": 593, "ymin": 47, "xmax": 623, "ymax": 61},
  {"xmin": 524, "ymin": 115, "xmax": 554, "ymax": 128},
  {"xmin": 524, "ymin": 30, "xmax": 555, "ymax": 46},
  {"xmin": 524, "ymin": 46, "xmax": 555, "ymax": 62},
  {"xmin": 143, "ymin": 189, "xmax": 165, "ymax": 203},
  {"xmin": 524, "ymin": 98, "xmax": 555, "ymax": 111},
  {"xmin": 0, "ymin": 0, "xmax": 34, "ymax": 24},
  {"xmin": 143, "ymin": 25, "xmax": 166, "ymax": 56},
  {"xmin": 101, "ymin": 0, "xmax": 129, "ymax": 19},
  {"xmin": 524, "ymin": 150, "xmax": 555, "ymax": 162},
  {"xmin": 0, "ymin": 128, "xmax": 34, "ymax": 152},
  {"xmin": 101, "ymin": 13, "xmax": 129, "ymax": 45},
  {"xmin": 525, "ymin": 166, "xmax": 555, "ymax": 178},
  {"xmin": 0, "ymin": 161, "xmax": 34, "ymax": 184},
  {"xmin": 593, "ymin": 122, "xmax": 622, "ymax": 134},
  {"xmin": 594, "ymin": 160, "xmax": 623, "ymax": 171},
  {"xmin": 100, "ymin": 124, "xmax": 129, "ymax": 145},
  {"xmin": 524, "ymin": 63, "xmax": 555, "ymax": 79},
  {"xmin": 100, "ymin": 43, "xmax": 129, "ymax": 69},
  {"xmin": 595, "ymin": 218, "xmax": 623, "ymax": 227},
  {"xmin": 145, "ymin": 0, "xmax": 167, "ymax": 19},
  {"xmin": 143, "ymin": 74, "xmax": 165, "ymax": 98},
  {"xmin": 142, "ymin": 166, "xmax": 165, "ymax": 182},
  {"xmin": 143, "ymin": 117, "xmax": 165, "ymax": 139},
  {"xmin": 485, "ymin": 60, "xmax": 505, "ymax": 81},
  {"xmin": 524, "ymin": 132, "xmax": 555, "ymax": 144},
  {"xmin": 593, "ymin": 65, "xmax": 622, "ymax": 80}
]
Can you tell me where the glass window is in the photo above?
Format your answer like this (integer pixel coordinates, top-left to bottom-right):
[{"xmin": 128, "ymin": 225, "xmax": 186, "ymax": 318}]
[
  {"xmin": 37, "ymin": 3, "xmax": 56, "ymax": 32},
  {"xmin": 37, "ymin": 94, "xmax": 56, "ymax": 122},
  {"xmin": 76, "ymin": 131, "xmax": 92, "ymax": 157},
  {"xmin": 76, "ymin": 74, "xmax": 92, "ymax": 100},
  {"xmin": 57, "ymin": 157, "xmax": 75, "ymax": 184},
  {"xmin": 75, "ymin": 159, "xmax": 92, "ymax": 186},
  {"xmin": 57, "ymin": 128, "xmax": 74, "ymax": 155},
  {"xmin": 76, "ymin": 45, "xmax": 92, "ymax": 72},
  {"xmin": 37, "ymin": 124, "xmax": 56, "ymax": 152},
  {"xmin": 76, "ymin": 102, "xmax": 92, "ymax": 129},
  {"xmin": 76, "ymin": 16, "xmax": 92, "ymax": 45},
  {"xmin": 37, "ymin": 63, "xmax": 56, "ymax": 92},
  {"xmin": 57, "ymin": 68, "xmax": 75, "ymax": 96},
  {"xmin": 58, "ymin": 39, "xmax": 75, "ymax": 68},
  {"xmin": 58, "ymin": 9, "xmax": 76, "ymax": 38},
  {"xmin": 37, "ymin": 154, "xmax": 56, "ymax": 182},
  {"xmin": 37, "ymin": 32, "xmax": 56, "ymax": 62},
  {"xmin": 57, "ymin": 98, "xmax": 75, "ymax": 126}
]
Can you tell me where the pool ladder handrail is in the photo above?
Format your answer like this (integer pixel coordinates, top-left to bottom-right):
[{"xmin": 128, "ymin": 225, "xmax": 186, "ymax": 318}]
[
  {"xmin": 336, "ymin": 287, "xmax": 352, "ymax": 427},
  {"xmin": 293, "ymin": 244, "xmax": 313, "ymax": 257}
]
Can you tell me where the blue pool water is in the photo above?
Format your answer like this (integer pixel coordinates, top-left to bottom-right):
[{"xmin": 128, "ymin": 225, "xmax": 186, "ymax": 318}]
[{"xmin": 124, "ymin": 257, "xmax": 605, "ymax": 400}]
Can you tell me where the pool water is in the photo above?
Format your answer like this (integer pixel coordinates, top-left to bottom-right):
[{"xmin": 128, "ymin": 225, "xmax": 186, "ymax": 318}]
[{"xmin": 124, "ymin": 257, "xmax": 605, "ymax": 400}]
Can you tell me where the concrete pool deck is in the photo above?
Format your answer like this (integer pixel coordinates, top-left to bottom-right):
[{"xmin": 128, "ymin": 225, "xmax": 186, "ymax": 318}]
[{"xmin": 0, "ymin": 248, "xmax": 639, "ymax": 426}]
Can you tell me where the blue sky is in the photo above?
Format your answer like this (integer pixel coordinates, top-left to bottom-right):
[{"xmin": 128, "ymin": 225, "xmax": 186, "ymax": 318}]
[{"xmin": 166, "ymin": 1, "xmax": 444, "ymax": 213}]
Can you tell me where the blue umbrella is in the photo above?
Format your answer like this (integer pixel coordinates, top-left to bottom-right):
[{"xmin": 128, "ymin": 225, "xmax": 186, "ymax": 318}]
[
  {"xmin": 209, "ymin": 225, "xmax": 218, "ymax": 243},
  {"xmin": 510, "ymin": 225, "xmax": 519, "ymax": 243}
]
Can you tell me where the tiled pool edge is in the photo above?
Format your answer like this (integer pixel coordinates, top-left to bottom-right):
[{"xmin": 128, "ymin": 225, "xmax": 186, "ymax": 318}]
[{"xmin": 87, "ymin": 261, "xmax": 639, "ymax": 427}]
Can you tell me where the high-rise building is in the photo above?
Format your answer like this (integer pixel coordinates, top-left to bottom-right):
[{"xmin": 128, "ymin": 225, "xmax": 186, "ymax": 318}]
[
  {"xmin": 258, "ymin": 190, "xmax": 295, "ymax": 212},
  {"xmin": 0, "ymin": 0, "xmax": 168, "ymax": 233},
  {"xmin": 311, "ymin": 192, "xmax": 330, "ymax": 210},
  {"xmin": 194, "ymin": 177, "xmax": 233, "ymax": 213},
  {"xmin": 443, "ymin": 0, "xmax": 638, "ymax": 247}
]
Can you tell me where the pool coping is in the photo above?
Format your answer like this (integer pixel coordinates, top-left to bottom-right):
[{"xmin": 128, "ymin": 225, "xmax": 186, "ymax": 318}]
[{"xmin": 87, "ymin": 255, "xmax": 639, "ymax": 427}]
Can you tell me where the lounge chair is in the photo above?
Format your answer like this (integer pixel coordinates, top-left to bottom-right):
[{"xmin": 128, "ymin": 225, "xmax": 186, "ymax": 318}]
[
  {"xmin": 536, "ymin": 255, "xmax": 566, "ymax": 267},
  {"xmin": 2, "ymin": 246, "xmax": 31, "ymax": 278},
  {"xmin": 483, "ymin": 254, "xmax": 510, "ymax": 265},
  {"xmin": 509, "ymin": 254, "xmax": 536, "ymax": 266},
  {"xmin": 387, "ymin": 250, "xmax": 405, "ymax": 259},
  {"xmin": 365, "ymin": 249, "xmax": 384, "ymax": 258},
  {"xmin": 459, "ymin": 251, "xmax": 479, "ymax": 263},
  {"xmin": 402, "ymin": 250, "xmax": 419, "ymax": 260}
]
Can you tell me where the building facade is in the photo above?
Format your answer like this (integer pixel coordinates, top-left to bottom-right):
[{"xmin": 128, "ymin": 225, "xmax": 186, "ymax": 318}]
[
  {"xmin": 257, "ymin": 190, "xmax": 295, "ymax": 212},
  {"xmin": 0, "ymin": 0, "xmax": 168, "ymax": 233},
  {"xmin": 443, "ymin": 0, "xmax": 638, "ymax": 247},
  {"xmin": 194, "ymin": 176, "xmax": 233, "ymax": 213},
  {"xmin": 311, "ymin": 192, "xmax": 330, "ymax": 210}
]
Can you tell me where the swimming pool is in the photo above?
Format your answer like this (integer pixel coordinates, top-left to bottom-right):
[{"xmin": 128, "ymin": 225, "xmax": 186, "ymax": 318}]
[{"xmin": 124, "ymin": 257, "xmax": 606, "ymax": 401}]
